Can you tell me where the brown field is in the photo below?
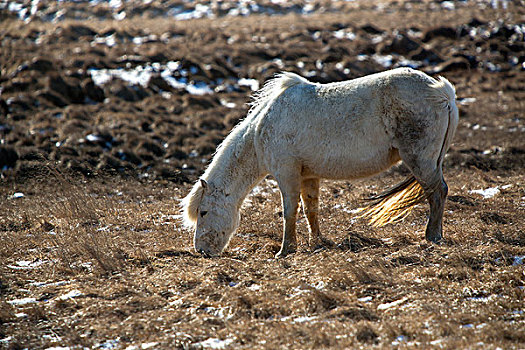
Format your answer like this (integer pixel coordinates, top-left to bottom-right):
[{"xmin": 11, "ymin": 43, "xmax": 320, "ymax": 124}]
[{"xmin": 1, "ymin": 0, "xmax": 524, "ymax": 348}]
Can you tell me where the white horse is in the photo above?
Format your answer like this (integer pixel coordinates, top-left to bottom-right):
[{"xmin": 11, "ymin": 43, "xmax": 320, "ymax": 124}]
[{"xmin": 182, "ymin": 67, "xmax": 458, "ymax": 257}]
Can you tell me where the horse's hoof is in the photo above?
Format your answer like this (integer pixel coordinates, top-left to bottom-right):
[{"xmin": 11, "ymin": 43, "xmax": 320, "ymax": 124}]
[
  {"xmin": 426, "ymin": 235, "xmax": 443, "ymax": 244},
  {"xmin": 275, "ymin": 251, "xmax": 286, "ymax": 258},
  {"xmin": 275, "ymin": 247, "xmax": 295, "ymax": 258}
]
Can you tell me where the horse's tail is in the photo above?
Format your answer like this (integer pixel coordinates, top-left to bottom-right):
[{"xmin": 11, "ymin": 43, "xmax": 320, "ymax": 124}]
[
  {"xmin": 428, "ymin": 76, "xmax": 458, "ymax": 168},
  {"xmin": 357, "ymin": 175, "xmax": 425, "ymax": 227},
  {"xmin": 358, "ymin": 76, "xmax": 457, "ymax": 227}
]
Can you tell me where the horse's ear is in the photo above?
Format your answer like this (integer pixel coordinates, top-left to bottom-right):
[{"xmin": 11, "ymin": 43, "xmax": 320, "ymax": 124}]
[{"xmin": 200, "ymin": 179, "xmax": 208, "ymax": 190}]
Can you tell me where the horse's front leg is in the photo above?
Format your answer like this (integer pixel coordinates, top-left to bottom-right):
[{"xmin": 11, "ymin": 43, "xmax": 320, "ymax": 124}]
[{"xmin": 275, "ymin": 174, "xmax": 301, "ymax": 258}]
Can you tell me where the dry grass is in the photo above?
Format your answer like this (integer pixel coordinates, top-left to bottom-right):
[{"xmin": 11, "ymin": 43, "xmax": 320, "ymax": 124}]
[
  {"xmin": 1, "ymin": 163, "xmax": 524, "ymax": 349},
  {"xmin": 3, "ymin": 178, "xmax": 189, "ymax": 289},
  {"xmin": 1, "ymin": 1, "xmax": 525, "ymax": 348}
]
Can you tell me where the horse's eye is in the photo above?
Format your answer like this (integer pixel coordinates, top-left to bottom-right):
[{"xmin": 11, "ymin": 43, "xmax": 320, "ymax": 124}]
[{"xmin": 200, "ymin": 210, "xmax": 208, "ymax": 217}]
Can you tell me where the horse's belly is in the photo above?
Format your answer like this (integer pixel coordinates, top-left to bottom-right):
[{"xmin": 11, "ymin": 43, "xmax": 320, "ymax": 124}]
[{"xmin": 302, "ymin": 145, "xmax": 399, "ymax": 180}]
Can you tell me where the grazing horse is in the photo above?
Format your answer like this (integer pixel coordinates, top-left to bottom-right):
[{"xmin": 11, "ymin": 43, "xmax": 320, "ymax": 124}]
[{"xmin": 182, "ymin": 68, "xmax": 458, "ymax": 257}]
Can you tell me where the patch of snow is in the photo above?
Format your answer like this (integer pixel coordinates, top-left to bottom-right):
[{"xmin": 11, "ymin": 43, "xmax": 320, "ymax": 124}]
[
  {"xmin": 58, "ymin": 289, "xmax": 83, "ymax": 300},
  {"xmin": 247, "ymin": 178, "xmax": 279, "ymax": 199},
  {"xmin": 469, "ymin": 186, "xmax": 500, "ymax": 199},
  {"xmin": 377, "ymin": 297, "xmax": 408, "ymax": 310},
  {"xmin": 247, "ymin": 284, "xmax": 261, "ymax": 291},
  {"xmin": 89, "ymin": 67, "xmax": 114, "ymax": 85},
  {"xmin": 238, "ymin": 78, "xmax": 260, "ymax": 91},
  {"xmin": 397, "ymin": 58, "xmax": 422, "ymax": 68},
  {"xmin": 333, "ymin": 203, "xmax": 360, "ymax": 214},
  {"xmin": 113, "ymin": 11, "xmax": 126, "ymax": 20},
  {"xmin": 292, "ymin": 315, "xmax": 318, "ymax": 323},
  {"xmin": 441, "ymin": 1, "xmax": 455, "ymax": 10},
  {"xmin": 8, "ymin": 259, "xmax": 47, "ymax": 269},
  {"xmin": 513, "ymin": 256, "xmax": 525, "ymax": 266},
  {"xmin": 391, "ymin": 335, "xmax": 408, "ymax": 346},
  {"xmin": 88, "ymin": 61, "xmax": 261, "ymax": 96},
  {"xmin": 289, "ymin": 286, "xmax": 310, "ymax": 298},
  {"xmin": 79, "ymin": 261, "xmax": 93, "ymax": 272},
  {"xmin": 2, "ymin": 0, "xmax": 421, "ymax": 23},
  {"xmin": 86, "ymin": 134, "xmax": 104, "ymax": 142},
  {"xmin": 372, "ymin": 54, "xmax": 394, "ymax": 68},
  {"xmin": 9, "ymin": 192, "xmax": 24, "ymax": 199},
  {"xmin": 92, "ymin": 33, "xmax": 117, "ymax": 47},
  {"xmin": 358, "ymin": 53, "xmax": 423, "ymax": 69},
  {"xmin": 202, "ymin": 306, "xmax": 232, "ymax": 320},
  {"xmin": 313, "ymin": 281, "xmax": 325, "ymax": 290},
  {"xmin": 108, "ymin": 0, "xmax": 122, "ymax": 9},
  {"xmin": 220, "ymin": 99, "xmax": 236, "ymax": 108},
  {"xmin": 186, "ymin": 82, "xmax": 214, "ymax": 95},
  {"xmin": 458, "ymin": 97, "xmax": 477, "ymax": 105},
  {"xmin": 98, "ymin": 338, "xmax": 120, "ymax": 349},
  {"xmin": 193, "ymin": 338, "xmax": 234, "ymax": 350},
  {"xmin": 371, "ymin": 35, "xmax": 385, "ymax": 44},
  {"xmin": 7, "ymin": 297, "xmax": 37, "ymax": 306},
  {"xmin": 333, "ymin": 29, "xmax": 356, "ymax": 40},
  {"xmin": 358, "ymin": 296, "xmax": 373, "ymax": 302},
  {"xmin": 381, "ymin": 237, "xmax": 394, "ymax": 244},
  {"xmin": 116, "ymin": 66, "xmax": 153, "ymax": 87},
  {"xmin": 172, "ymin": 4, "xmax": 214, "ymax": 21},
  {"xmin": 168, "ymin": 298, "xmax": 184, "ymax": 307},
  {"xmin": 467, "ymin": 295, "xmax": 493, "ymax": 302},
  {"xmin": 0, "ymin": 337, "xmax": 13, "ymax": 345},
  {"xmin": 88, "ymin": 66, "xmax": 152, "ymax": 87}
]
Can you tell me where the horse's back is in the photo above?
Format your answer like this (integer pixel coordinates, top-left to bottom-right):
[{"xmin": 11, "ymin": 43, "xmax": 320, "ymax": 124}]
[
  {"xmin": 254, "ymin": 68, "xmax": 450, "ymax": 180},
  {"xmin": 254, "ymin": 73, "xmax": 391, "ymax": 179}
]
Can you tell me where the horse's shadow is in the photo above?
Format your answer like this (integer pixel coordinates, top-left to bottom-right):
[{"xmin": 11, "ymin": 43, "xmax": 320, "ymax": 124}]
[{"xmin": 155, "ymin": 249, "xmax": 196, "ymax": 258}]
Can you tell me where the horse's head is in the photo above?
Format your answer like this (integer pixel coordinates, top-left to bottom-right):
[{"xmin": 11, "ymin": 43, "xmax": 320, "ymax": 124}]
[{"xmin": 184, "ymin": 179, "xmax": 239, "ymax": 257}]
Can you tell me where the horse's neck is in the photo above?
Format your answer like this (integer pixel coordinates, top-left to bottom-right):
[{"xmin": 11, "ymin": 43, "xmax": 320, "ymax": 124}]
[{"xmin": 203, "ymin": 121, "xmax": 263, "ymax": 208}]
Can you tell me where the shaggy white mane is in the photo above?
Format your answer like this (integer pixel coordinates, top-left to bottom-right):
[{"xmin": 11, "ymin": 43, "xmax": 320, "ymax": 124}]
[
  {"xmin": 181, "ymin": 180, "xmax": 204, "ymax": 229},
  {"xmin": 248, "ymin": 72, "xmax": 309, "ymax": 116}
]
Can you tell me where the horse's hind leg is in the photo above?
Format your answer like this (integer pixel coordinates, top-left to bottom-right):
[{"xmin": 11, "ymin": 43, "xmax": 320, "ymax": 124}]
[
  {"xmin": 275, "ymin": 172, "xmax": 301, "ymax": 258},
  {"xmin": 301, "ymin": 178, "xmax": 334, "ymax": 250},
  {"xmin": 425, "ymin": 175, "xmax": 448, "ymax": 242},
  {"xmin": 400, "ymin": 152, "xmax": 448, "ymax": 242}
]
